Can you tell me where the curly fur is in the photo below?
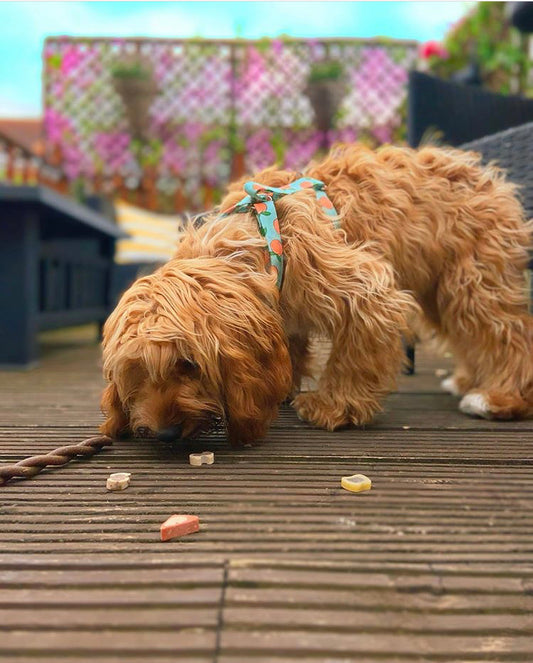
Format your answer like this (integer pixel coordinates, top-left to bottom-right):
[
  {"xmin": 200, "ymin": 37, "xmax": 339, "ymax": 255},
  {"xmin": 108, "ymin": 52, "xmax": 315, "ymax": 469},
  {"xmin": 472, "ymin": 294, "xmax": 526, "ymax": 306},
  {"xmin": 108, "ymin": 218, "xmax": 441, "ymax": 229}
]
[{"xmin": 101, "ymin": 143, "xmax": 533, "ymax": 443}]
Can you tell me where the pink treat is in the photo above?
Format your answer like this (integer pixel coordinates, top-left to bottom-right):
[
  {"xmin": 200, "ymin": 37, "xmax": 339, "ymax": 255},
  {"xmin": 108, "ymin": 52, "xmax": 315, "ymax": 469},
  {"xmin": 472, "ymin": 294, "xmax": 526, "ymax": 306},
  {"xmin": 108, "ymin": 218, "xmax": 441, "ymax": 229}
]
[{"xmin": 160, "ymin": 514, "xmax": 199, "ymax": 542}]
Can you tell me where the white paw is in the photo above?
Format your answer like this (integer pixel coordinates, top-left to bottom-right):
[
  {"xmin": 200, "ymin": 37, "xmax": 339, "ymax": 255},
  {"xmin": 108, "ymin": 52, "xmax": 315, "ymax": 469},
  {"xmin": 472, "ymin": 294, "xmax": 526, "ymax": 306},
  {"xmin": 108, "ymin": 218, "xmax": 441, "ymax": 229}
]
[
  {"xmin": 441, "ymin": 376, "xmax": 461, "ymax": 396},
  {"xmin": 459, "ymin": 392, "xmax": 493, "ymax": 419}
]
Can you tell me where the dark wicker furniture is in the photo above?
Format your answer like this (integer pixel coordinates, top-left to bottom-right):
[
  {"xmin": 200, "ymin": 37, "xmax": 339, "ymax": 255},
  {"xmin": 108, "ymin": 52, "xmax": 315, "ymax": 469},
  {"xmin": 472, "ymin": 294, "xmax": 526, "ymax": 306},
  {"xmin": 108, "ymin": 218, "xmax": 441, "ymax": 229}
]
[{"xmin": 407, "ymin": 71, "xmax": 533, "ymax": 148}]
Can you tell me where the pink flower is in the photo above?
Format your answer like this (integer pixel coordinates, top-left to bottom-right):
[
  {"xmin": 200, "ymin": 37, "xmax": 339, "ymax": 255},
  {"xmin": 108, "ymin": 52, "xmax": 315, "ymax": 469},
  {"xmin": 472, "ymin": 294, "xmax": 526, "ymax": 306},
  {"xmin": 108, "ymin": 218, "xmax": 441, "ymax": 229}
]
[
  {"xmin": 182, "ymin": 122, "xmax": 204, "ymax": 144},
  {"xmin": 284, "ymin": 130, "xmax": 323, "ymax": 170},
  {"xmin": 307, "ymin": 39, "xmax": 324, "ymax": 63},
  {"xmin": 419, "ymin": 41, "xmax": 448, "ymax": 60},
  {"xmin": 345, "ymin": 48, "xmax": 407, "ymax": 131},
  {"xmin": 44, "ymin": 108, "xmax": 73, "ymax": 144},
  {"xmin": 61, "ymin": 141, "xmax": 90, "ymax": 180},
  {"xmin": 162, "ymin": 141, "xmax": 188, "ymax": 173},
  {"xmin": 61, "ymin": 45, "xmax": 83, "ymax": 76},
  {"xmin": 371, "ymin": 124, "xmax": 393, "ymax": 144},
  {"xmin": 94, "ymin": 132, "xmax": 131, "ymax": 170},
  {"xmin": 246, "ymin": 129, "xmax": 275, "ymax": 170},
  {"xmin": 271, "ymin": 39, "xmax": 284, "ymax": 57}
]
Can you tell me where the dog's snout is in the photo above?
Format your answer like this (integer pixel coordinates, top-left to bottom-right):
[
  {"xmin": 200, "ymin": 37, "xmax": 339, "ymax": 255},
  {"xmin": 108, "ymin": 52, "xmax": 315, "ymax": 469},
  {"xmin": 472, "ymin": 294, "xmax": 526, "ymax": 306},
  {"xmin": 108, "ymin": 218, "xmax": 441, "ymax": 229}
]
[{"xmin": 156, "ymin": 425, "xmax": 183, "ymax": 442}]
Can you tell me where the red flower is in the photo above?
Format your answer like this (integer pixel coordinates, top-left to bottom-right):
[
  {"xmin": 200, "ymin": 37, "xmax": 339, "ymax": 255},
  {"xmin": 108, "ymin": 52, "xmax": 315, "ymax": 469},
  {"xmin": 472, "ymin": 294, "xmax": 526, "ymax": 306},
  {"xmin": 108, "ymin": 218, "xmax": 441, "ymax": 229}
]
[{"xmin": 419, "ymin": 41, "xmax": 448, "ymax": 60}]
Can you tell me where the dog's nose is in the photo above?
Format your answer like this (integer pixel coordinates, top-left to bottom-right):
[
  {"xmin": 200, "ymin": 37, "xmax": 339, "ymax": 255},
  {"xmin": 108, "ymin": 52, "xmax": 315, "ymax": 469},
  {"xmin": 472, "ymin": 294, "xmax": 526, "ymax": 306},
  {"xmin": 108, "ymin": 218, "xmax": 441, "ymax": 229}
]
[{"xmin": 156, "ymin": 425, "xmax": 183, "ymax": 442}]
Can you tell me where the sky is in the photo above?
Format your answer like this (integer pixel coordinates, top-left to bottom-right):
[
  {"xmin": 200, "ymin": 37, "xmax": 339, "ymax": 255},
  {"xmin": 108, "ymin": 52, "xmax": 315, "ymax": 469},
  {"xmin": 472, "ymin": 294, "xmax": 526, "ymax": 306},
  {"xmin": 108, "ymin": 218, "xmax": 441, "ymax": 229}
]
[{"xmin": 0, "ymin": 1, "xmax": 473, "ymax": 118}]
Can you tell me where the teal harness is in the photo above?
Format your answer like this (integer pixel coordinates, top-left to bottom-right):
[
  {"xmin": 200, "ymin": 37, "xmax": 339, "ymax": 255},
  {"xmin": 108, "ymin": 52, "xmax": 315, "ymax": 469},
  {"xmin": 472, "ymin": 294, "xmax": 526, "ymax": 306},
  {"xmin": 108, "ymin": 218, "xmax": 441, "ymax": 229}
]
[{"xmin": 219, "ymin": 177, "xmax": 339, "ymax": 289}]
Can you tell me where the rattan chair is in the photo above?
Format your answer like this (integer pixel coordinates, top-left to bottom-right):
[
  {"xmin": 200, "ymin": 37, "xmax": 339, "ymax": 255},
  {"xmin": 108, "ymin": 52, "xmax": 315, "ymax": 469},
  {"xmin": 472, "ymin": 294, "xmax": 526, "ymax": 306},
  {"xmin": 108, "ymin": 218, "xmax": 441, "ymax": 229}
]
[
  {"xmin": 460, "ymin": 121, "xmax": 533, "ymax": 220},
  {"xmin": 407, "ymin": 71, "xmax": 533, "ymax": 148}
]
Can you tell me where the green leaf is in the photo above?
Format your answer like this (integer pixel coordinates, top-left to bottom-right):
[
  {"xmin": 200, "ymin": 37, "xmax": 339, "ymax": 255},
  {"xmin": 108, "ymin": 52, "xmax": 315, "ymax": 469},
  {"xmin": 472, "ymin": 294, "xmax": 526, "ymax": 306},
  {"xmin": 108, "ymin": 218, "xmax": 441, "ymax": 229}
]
[{"xmin": 48, "ymin": 53, "xmax": 62, "ymax": 70}]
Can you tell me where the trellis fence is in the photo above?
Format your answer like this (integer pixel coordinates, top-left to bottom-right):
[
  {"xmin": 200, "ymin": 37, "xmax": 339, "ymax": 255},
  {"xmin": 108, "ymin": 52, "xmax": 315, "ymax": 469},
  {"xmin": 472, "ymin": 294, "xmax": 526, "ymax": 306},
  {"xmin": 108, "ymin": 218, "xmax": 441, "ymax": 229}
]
[{"xmin": 42, "ymin": 37, "xmax": 418, "ymax": 212}]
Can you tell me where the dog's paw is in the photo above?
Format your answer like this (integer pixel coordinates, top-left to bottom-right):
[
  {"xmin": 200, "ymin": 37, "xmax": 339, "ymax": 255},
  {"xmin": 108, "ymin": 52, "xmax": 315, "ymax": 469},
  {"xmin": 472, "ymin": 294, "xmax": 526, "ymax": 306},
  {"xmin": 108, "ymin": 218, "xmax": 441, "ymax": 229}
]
[
  {"xmin": 459, "ymin": 392, "xmax": 493, "ymax": 419},
  {"xmin": 292, "ymin": 392, "xmax": 350, "ymax": 431},
  {"xmin": 441, "ymin": 376, "xmax": 462, "ymax": 397}
]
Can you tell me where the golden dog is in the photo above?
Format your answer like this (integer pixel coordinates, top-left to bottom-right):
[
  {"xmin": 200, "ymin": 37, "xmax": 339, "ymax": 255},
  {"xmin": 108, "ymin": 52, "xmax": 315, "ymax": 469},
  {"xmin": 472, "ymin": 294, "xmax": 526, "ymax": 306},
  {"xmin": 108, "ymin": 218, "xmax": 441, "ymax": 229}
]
[{"xmin": 101, "ymin": 144, "xmax": 533, "ymax": 444}]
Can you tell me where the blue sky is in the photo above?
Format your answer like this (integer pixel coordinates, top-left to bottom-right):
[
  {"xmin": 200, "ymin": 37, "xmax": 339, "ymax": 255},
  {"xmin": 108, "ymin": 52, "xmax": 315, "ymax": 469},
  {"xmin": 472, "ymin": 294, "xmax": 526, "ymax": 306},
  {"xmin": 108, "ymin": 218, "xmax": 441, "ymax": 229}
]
[{"xmin": 0, "ymin": 1, "xmax": 473, "ymax": 117}]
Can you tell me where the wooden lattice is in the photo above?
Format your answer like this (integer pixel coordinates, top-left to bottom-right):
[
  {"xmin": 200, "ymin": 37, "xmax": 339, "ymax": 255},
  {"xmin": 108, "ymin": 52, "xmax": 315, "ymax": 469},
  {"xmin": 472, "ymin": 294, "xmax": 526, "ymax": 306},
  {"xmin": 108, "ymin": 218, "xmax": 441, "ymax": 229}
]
[{"xmin": 43, "ymin": 37, "xmax": 418, "ymax": 211}]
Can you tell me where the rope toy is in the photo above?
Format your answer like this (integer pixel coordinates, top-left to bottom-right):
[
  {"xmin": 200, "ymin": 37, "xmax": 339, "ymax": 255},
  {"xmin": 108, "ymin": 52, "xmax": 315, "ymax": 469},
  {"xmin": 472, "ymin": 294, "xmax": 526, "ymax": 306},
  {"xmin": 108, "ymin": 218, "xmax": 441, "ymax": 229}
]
[{"xmin": 0, "ymin": 435, "xmax": 113, "ymax": 486}]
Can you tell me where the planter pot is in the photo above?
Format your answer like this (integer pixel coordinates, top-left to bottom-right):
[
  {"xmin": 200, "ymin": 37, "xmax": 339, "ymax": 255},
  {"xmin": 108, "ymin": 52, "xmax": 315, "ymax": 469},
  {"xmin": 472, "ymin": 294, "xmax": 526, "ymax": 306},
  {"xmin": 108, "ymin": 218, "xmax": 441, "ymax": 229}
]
[
  {"xmin": 304, "ymin": 80, "xmax": 345, "ymax": 133},
  {"xmin": 113, "ymin": 77, "xmax": 158, "ymax": 141}
]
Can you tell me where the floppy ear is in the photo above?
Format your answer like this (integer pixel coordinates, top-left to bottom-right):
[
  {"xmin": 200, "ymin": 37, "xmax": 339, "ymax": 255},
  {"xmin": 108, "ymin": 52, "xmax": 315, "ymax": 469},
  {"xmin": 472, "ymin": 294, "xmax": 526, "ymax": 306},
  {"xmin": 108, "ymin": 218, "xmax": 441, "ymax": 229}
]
[
  {"xmin": 212, "ymin": 303, "xmax": 292, "ymax": 445},
  {"xmin": 100, "ymin": 383, "xmax": 130, "ymax": 438}
]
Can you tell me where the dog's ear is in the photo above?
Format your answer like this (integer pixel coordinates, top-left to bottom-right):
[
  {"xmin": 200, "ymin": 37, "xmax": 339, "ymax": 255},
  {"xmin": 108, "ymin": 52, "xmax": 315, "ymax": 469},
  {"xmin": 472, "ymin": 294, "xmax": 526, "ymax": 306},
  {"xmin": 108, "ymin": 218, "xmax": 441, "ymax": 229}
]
[
  {"xmin": 100, "ymin": 383, "xmax": 130, "ymax": 438},
  {"xmin": 215, "ymin": 308, "xmax": 292, "ymax": 445}
]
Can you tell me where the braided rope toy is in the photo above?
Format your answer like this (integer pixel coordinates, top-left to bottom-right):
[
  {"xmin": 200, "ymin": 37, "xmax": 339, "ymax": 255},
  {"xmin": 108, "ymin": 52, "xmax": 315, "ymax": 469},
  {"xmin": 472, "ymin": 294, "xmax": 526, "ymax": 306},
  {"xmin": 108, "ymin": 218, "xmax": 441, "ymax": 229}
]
[{"xmin": 0, "ymin": 436, "xmax": 113, "ymax": 486}]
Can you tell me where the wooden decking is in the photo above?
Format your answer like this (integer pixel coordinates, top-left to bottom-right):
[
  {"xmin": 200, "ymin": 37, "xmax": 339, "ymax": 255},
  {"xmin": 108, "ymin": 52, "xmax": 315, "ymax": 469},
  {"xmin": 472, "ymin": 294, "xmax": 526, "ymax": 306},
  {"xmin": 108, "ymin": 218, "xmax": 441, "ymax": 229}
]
[{"xmin": 1, "ymin": 326, "xmax": 532, "ymax": 662}]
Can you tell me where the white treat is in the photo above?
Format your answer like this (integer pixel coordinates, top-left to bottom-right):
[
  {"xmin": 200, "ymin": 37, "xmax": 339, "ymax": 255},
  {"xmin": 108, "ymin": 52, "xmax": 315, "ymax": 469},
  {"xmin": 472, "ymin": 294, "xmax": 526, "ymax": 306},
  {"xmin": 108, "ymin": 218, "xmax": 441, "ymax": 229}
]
[
  {"xmin": 106, "ymin": 472, "xmax": 131, "ymax": 491},
  {"xmin": 201, "ymin": 451, "xmax": 214, "ymax": 465},
  {"xmin": 189, "ymin": 453, "xmax": 204, "ymax": 466},
  {"xmin": 435, "ymin": 368, "xmax": 448, "ymax": 378}
]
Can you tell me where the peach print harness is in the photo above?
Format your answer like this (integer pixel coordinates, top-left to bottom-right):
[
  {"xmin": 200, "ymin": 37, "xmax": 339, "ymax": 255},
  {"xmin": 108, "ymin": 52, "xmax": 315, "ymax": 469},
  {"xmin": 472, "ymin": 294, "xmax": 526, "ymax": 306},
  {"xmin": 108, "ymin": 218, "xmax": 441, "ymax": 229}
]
[{"xmin": 220, "ymin": 177, "xmax": 339, "ymax": 289}]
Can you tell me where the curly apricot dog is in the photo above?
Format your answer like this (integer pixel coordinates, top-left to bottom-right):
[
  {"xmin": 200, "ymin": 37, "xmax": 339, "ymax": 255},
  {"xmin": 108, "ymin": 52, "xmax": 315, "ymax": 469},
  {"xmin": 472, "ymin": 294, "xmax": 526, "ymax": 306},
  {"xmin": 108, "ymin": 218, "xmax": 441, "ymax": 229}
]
[{"xmin": 101, "ymin": 144, "xmax": 533, "ymax": 444}]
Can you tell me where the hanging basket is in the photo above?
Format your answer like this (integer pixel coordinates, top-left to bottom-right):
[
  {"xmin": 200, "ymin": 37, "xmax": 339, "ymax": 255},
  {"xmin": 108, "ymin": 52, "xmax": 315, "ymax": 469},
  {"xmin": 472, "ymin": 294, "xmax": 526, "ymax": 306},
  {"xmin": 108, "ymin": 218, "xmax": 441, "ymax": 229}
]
[
  {"xmin": 304, "ymin": 79, "xmax": 345, "ymax": 133},
  {"xmin": 111, "ymin": 56, "xmax": 158, "ymax": 142},
  {"xmin": 113, "ymin": 76, "xmax": 158, "ymax": 141}
]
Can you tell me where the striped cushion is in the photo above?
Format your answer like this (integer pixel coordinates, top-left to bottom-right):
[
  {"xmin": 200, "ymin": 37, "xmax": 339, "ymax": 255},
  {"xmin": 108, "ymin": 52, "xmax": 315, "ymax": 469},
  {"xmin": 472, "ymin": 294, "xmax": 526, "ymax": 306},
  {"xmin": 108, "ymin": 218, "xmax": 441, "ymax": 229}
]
[{"xmin": 114, "ymin": 200, "xmax": 183, "ymax": 264}]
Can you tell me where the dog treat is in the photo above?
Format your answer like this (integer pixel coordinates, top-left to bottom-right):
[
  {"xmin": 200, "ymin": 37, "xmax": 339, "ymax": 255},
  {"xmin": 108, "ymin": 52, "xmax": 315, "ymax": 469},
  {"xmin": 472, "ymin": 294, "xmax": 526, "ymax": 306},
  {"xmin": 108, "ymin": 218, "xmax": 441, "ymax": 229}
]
[
  {"xmin": 160, "ymin": 514, "xmax": 200, "ymax": 541},
  {"xmin": 106, "ymin": 472, "xmax": 131, "ymax": 491},
  {"xmin": 189, "ymin": 453, "xmax": 204, "ymax": 466},
  {"xmin": 341, "ymin": 473, "xmax": 372, "ymax": 493},
  {"xmin": 189, "ymin": 451, "xmax": 215, "ymax": 466},
  {"xmin": 435, "ymin": 368, "xmax": 449, "ymax": 378}
]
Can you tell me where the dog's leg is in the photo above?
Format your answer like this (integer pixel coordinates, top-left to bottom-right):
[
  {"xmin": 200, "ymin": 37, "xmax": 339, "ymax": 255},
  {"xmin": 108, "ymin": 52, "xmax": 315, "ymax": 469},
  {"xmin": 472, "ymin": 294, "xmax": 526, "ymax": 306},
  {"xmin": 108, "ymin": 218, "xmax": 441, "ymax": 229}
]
[
  {"xmin": 441, "ymin": 363, "xmax": 475, "ymax": 397},
  {"xmin": 438, "ymin": 258, "xmax": 533, "ymax": 420},
  {"xmin": 291, "ymin": 249, "xmax": 414, "ymax": 430},
  {"xmin": 287, "ymin": 334, "xmax": 312, "ymax": 399},
  {"xmin": 100, "ymin": 383, "xmax": 130, "ymax": 437}
]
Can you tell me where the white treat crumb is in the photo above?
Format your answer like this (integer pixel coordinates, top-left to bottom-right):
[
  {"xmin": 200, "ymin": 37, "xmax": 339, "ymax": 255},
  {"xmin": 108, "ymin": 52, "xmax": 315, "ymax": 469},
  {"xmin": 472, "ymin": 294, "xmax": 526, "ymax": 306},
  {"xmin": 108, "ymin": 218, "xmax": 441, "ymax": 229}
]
[{"xmin": 106, "ymin": 472, "xmax": 131, "ymax": 491}]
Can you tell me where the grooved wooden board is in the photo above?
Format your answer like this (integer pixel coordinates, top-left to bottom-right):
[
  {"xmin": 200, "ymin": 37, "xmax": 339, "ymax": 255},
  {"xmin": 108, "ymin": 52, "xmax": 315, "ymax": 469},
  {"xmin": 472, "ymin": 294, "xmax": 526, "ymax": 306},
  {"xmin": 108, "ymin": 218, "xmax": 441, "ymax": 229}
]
[{"xmin": 1, "ymin": 329, "xmax": 532, "ymax": 661}]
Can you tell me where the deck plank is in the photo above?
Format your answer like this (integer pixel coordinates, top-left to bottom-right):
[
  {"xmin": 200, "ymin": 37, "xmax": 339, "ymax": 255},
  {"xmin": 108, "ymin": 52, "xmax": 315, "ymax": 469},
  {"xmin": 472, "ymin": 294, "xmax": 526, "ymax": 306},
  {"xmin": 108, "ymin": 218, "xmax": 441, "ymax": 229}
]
[{"xmin": 1, "ymin": 330, "xmax": 532, "ymax": 661}]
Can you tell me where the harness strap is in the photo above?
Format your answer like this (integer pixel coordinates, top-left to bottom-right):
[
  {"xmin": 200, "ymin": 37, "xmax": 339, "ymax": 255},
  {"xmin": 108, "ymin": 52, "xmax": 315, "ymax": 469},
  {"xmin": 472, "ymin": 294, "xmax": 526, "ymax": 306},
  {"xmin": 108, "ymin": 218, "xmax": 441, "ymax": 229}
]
[{"xmin": 219, "ymin": 177, "xmax": 339, "ymax": 289}]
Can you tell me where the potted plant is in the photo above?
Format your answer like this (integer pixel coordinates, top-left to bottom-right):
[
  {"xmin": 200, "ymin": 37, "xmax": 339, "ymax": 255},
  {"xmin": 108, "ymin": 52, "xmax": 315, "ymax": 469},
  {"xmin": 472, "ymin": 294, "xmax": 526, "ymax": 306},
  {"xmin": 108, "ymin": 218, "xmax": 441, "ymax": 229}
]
[
  {"xmin": 305, "ymin": 60, "xmax": 345, "ymax": 137},
  {"xmin": 111, "ymin": 56, "xmax": 158, "ymax": 141}
]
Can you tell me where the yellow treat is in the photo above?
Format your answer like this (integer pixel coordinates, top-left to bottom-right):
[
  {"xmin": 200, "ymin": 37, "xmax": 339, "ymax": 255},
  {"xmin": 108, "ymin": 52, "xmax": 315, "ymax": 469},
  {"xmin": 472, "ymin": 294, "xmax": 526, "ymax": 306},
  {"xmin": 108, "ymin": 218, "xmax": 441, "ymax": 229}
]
[
  {"xmin": 201, "ymin": 451, "xmax": 214, "ymax": 465},
  {"xmin": 341, "ymin": 474, "xmax": 372, "ymax": 493}
]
